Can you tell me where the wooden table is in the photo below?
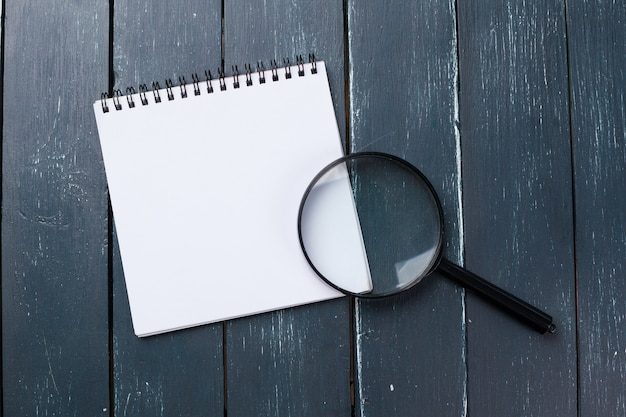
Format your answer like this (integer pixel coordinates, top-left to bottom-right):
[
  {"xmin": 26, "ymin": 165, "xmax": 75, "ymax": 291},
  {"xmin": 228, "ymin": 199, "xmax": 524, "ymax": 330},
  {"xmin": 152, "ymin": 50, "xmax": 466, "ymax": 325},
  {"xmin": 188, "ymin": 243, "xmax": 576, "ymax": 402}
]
[{"xmin": 3, "ymin": 1, "xmax": 625, "ymax": 416}]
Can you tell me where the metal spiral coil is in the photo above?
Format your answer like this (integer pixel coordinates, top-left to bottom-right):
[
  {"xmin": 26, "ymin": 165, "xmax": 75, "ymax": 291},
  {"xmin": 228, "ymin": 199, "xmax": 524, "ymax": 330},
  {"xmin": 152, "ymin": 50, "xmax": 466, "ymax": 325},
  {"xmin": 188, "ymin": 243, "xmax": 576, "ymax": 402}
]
[{"xmin": 100, "ymin": 54, "xmax": 318, "ymax": 113}]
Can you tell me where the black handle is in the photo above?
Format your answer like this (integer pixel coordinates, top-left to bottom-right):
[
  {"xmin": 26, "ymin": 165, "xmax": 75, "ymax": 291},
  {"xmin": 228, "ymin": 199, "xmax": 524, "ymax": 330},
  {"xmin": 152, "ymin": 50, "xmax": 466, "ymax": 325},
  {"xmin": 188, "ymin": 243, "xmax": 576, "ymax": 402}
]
[{"xmin": 437, "ymin": 258, "xmax": 556, "ymax": 334}]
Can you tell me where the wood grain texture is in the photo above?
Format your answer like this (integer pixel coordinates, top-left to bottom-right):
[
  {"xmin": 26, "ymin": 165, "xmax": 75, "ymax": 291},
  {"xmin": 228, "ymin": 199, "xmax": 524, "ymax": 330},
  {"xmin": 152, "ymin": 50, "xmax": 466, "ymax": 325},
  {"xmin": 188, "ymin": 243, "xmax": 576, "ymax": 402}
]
[
  {"xmin": 3, "ymin": 0, "xmax": 626, "ymax": 414},
  {"xmin": 223, "ymin": 1, "xmax": 352, "ymax": 415},
  {"xmin": 1, "ymin": 1, "xmax": 110, "ymax": 415},
  {"xmin": 111, "ymin": 1, "xmax": 225, "ymax": 415},
  {"xmin": 347, "ymin": 0, "xmax": 467, "ymax": 415},
  {"xmin": 457, "ymin": 0, "xmax": 577, "ymax": 415},
  {"xmin": 225, "ymin": 304, "xmax": 351, "ymax": 417},
  {"xmin": 567, "ymin": 0, "xmax": 626, "ymax": 415}
]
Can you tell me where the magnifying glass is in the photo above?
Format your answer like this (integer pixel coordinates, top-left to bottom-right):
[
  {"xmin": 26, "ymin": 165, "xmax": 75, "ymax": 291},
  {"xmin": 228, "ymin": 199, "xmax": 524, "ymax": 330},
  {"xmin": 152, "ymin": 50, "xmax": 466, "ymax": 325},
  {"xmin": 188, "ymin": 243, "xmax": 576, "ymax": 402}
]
[{"xmin": 298, "ymin": 152, "xmax": 556, "ymax": 334}]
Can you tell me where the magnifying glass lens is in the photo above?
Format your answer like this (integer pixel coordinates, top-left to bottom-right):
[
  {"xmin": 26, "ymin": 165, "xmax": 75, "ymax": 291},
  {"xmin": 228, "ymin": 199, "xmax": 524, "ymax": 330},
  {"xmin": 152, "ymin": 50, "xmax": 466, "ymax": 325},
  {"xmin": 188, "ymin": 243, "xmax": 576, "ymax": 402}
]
[{"xmin": 299, "ymin": 153, "xmax": 444, "ymax": 297}]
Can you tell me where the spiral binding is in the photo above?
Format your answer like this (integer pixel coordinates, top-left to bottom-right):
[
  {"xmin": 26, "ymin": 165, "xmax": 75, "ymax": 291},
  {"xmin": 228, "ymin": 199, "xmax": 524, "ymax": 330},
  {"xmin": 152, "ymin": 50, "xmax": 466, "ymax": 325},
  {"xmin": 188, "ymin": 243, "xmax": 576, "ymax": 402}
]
[{"xmin": 100, "ymin": 54, "xmax": 318, "ymax": 113}]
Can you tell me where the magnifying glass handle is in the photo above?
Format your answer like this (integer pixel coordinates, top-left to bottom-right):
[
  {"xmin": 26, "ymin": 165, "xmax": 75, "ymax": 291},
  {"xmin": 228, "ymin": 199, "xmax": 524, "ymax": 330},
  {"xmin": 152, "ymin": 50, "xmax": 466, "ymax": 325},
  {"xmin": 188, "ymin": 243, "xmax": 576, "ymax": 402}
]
[{"xmin": 437, "ymin": 258, "xmax": 556, "ymax": 334}]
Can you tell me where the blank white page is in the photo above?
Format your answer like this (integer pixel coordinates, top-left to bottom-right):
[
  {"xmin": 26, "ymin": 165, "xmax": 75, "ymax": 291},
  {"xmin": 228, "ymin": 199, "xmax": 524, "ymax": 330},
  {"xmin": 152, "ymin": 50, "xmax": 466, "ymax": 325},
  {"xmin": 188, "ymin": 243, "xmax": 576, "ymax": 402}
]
[{"xmin": 94, "ymin": 61, "xmax": 371, "ymax": 336}]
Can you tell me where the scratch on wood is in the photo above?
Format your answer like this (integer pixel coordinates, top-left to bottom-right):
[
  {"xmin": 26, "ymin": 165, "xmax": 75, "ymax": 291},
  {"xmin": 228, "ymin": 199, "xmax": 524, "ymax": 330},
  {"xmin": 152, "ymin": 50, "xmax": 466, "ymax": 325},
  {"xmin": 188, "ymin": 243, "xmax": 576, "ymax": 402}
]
[
  {"xmin": 42, "ymin": 335, "xmax": 60, "ymax": 395},
  {"xmin": 354, "ymin": 301, "xmax": 366, "ymax": 417}
]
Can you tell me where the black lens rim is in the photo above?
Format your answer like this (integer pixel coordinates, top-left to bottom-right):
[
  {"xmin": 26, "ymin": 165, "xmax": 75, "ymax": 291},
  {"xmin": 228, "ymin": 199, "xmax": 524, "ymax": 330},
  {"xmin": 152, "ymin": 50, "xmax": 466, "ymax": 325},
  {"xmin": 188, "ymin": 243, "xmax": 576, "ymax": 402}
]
[{"xmin": 297, "ymin": 151, "xmax": 446, "ymax": 298}]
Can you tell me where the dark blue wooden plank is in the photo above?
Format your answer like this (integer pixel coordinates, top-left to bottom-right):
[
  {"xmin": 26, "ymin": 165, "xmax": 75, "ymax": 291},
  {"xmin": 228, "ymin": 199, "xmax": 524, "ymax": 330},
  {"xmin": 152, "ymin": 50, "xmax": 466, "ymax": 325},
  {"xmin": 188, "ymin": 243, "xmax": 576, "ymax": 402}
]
[
  {"xmin": 348, "ymin": 0, "xmax": 467, "ymax": 415},
  {"xmin": 567, "ymin": 0, "xmax": 626, "ymax": 415},
  {"xmin": 457, "ymin": 0, "xmax": 577, "ymax": 414},
  {"xmin": 223, "ymin": 1, "xmax": 352, "ymax": 415},
  {"xmin": 225, "ymin": 304, "xmax": 351, "ymax": 416},
  {"xmin": 110, "ymin": 1, "xmax": 225, "ymax": 415},
  {"xmin": 1, "ymin": 1, "xmax": 110, "ymax": 415}
]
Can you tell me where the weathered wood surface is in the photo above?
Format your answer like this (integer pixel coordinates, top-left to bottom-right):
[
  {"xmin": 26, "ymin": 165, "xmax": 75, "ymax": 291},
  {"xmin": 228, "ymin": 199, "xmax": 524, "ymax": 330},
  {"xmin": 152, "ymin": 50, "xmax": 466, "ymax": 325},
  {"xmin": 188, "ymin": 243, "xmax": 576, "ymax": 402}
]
[
  {"xmin": 348, "ymin": 0, "xmax": 467, "ymax": 415},
  {"xmin": 1, "ymin": 0, "xmax": 625, "ymax": 416},
  {"xmin": 2, "ymin": 1, "xmax": 110, "ymax": 416},
  {"xmin": 458, "ymin": 0, "xmax": 577, "ymax": 415},
  {"xmin": 568, "ymin": 0, "xmax": 626, "ymax": 416}
]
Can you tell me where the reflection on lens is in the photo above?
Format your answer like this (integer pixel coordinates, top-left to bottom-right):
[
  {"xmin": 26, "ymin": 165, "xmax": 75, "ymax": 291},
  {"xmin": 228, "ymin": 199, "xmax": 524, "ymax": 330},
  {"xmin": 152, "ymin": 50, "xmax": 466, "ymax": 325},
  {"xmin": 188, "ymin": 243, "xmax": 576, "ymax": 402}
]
[
  {"xmin": 394, "ymin": 251, "xmax": 438, "ymax": 287},
  {"xmin": 299, "ymin": 153, "xmax": 444, "ymax": 297}
]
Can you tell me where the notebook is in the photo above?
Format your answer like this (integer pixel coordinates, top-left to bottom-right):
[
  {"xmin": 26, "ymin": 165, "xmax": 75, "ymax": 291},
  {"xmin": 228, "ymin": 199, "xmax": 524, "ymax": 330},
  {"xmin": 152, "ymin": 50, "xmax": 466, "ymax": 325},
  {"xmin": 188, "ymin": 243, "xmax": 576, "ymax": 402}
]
[{"xmin": 93, "ymin": 57, "xmax": 371, "ymax": 336}]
